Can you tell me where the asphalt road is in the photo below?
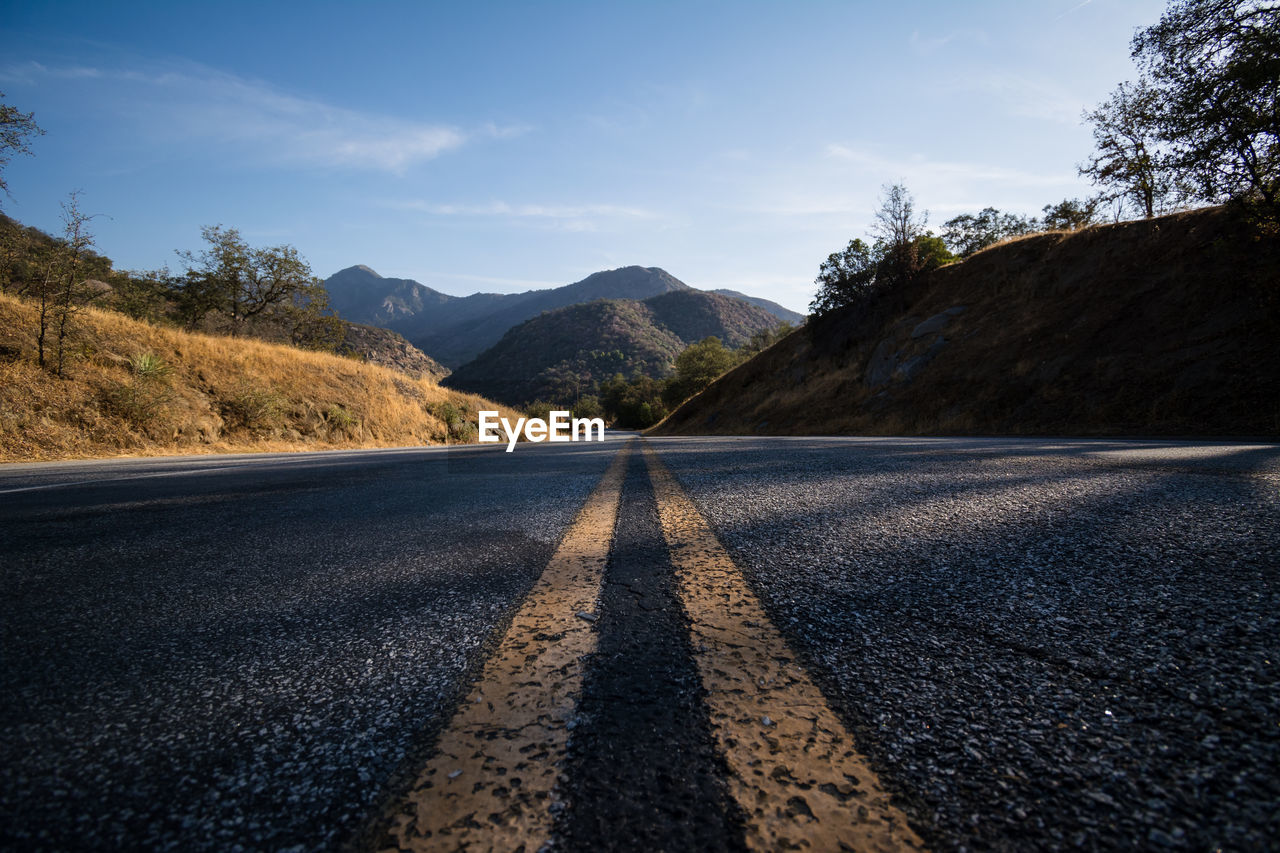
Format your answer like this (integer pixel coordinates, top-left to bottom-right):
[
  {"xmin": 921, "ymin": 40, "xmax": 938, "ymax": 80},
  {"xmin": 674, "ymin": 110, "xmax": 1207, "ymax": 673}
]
[{"xmin": 2, "ymin": 435, "xmax": 1277, "ymax": 851}]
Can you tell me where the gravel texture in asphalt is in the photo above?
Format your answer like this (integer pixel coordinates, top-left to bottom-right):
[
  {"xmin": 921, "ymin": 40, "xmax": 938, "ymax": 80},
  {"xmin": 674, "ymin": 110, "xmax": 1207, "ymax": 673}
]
[
  {"xmin": 4, "ymin": 436, "xmax": 1278, "ymax": 851},
  {"xmin": 649, "ymin": 437, "xmax": 1280, "ymax": 851},
  {"xmin": 1, "ymin": 443, "xmax": 618, "ymax": 852}
]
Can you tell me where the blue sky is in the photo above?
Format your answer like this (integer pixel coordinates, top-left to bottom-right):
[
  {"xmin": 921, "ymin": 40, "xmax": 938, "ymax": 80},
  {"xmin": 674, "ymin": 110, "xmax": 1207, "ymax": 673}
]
[{"xmin": 1, "ymin": 0, "xmax": 1166, "ymax": 313}]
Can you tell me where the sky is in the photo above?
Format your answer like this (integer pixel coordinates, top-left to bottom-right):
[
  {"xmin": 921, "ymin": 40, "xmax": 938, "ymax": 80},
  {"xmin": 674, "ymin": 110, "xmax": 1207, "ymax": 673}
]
[{"xmin": 0, "ymin": 0, "xmax": 1168, "ymax": 314}]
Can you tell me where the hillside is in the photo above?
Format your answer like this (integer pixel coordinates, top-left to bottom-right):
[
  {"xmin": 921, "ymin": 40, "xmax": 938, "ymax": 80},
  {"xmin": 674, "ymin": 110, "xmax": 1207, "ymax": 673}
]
[
  {"xmin": 0, "ymin": 215, "xmax": 445, "ymax": 381},
  {"xmin": 337, "ymin": 322, "xmax": 449, "ymax": 380},
  {"xmin": 710, "ymin": 289, "xmax": 805, "ymax": 324},
  {"xmin": 324, "ymin": 265, "xmax": 692, "ymax": 368},
  {"xmin": 654, "ymin": 206, "xmax": 1280, "ymax": 437},
  {"xmin": 444, "ymin": 289, "xmax": 785, "ymax": 406},
  {"xmin": 0, "ymin": 292, "xmax": 519, "ymax": 462}
]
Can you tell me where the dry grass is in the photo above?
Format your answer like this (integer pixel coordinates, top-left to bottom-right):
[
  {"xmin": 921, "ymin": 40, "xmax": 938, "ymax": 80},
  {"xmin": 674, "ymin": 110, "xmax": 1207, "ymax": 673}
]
[
  {"xmin": 654, "ymin": 206, "xmax": 1280, "ymax": 438},
  {"xmin": 0, "ymin": 293, "xmax": 521, "ymax": 462}
]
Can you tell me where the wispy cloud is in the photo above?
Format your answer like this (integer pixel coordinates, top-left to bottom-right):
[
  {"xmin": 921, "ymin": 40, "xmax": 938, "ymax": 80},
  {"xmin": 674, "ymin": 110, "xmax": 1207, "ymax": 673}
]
[
  {"xmin": 395, "ymin": 200, "xmax": 655, "ymax": 219},
  {"xmin": 909, "ymin": 28, "xmax": 988, "ymax": 55},
  {"xmin": 389, "ymin": 198, "xmax": 659, "ymax": 232},
  {"xmin": 3, "ymin": 60, "xmax": 488, "ymax": 172},
  {"xmin": 726, "ymin": 143, "xmax": 1078, "ymax": 224},
  {"xmin": 950, "ymin": 73, "xmax": 1092, "ymax": 125},
  {"xmin": 823, "ymin": 144, "xmax": 1074, "ymax": 188},
  {"xmin": 1055, "ymin": 0, "xmax": 1094, "ymax": 21}
]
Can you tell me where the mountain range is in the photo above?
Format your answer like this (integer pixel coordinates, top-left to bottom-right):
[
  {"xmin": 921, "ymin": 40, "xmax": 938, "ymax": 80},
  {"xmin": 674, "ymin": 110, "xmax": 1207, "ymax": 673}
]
[
  {"xmin": 323, "ymin": 265, "xmax": 802, "ymax": 370},
  {"xmin": 442, "ymin": 289, "xmax": 785, "ymax": 405}
]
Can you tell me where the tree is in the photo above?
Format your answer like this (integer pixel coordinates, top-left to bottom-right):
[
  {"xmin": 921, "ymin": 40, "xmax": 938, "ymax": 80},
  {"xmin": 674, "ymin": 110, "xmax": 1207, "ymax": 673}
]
[
  {"xmin": 942, "ymin": 207, "xmax": 1039, "ymax": 258},
  {"xmin": 174, "ymin": 225, "xmax": 326, "ymax": 334},
  {"xmin": 571, "ymin": 395, "xmax": 604, "ymax": 420},
  {"xmin": 1132, "ymin": 0, "xmax": 1279, "ymax": 213},
  {"xmin": 283, "ymin": 284, "xmax": 345, "ymax": 351},
  {"xmin": 32, "ymin": 193, "xmax": 100, "ymax": 375},
  {"xmin": 1, "ymin": 93, "xmax": 44, "ymax": 203},
  {"xmin": 810, "ymin": 238, "xmax": 881, "ymax": 316},
  {"xmin": 599, "ymin": 372, "xmax": 668, "ymax": 428},
  {"xmin": 870, "ymin": 183, "xmax": 928, "ymax": 288},
  {"xmin": 662, "ymin": 336, "xmax": 741, "ymax": 408},
  {"xmin": 107, "ymin": 268, "xmax": 171, "ymax": 324},
  {"xmin": 1080, "ymin": 79, "xmax": 1183, "ymax": 218},
  {"xmin": 1041, "ymin": 197, "xmax": 1104, "ymax": 231},
  {"xmin": 912, "ymin": 233, "xmax": 957, "ymax": 272},
  {"xmin": 741, "ymin": 321, "xmax": 796, "ymax": 357},
  {"xmin": 810, "ymin": 183, "xmax": 955, "ymax": 317}
]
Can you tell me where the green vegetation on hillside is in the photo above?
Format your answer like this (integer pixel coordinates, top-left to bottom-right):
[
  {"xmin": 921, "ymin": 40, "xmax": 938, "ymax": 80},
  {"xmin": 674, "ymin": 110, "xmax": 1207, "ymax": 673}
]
[
  {"xmin": 443, "ymin": 289, "xmax": 791, "ymax": 419},
  {"xmin": 811, "ymin": 2, "xmax": 1277, "ymax": 323},
  {"xmin": 655, "ymin": 206, "xmax": 1280, "ymax": 438}
]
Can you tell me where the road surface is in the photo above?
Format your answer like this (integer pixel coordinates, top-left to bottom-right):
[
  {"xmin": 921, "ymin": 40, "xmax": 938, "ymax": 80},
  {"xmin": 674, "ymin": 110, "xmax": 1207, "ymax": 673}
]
[{"xmin": 2, "ymin": 435, "xmax": 1277, "ymax": 851}]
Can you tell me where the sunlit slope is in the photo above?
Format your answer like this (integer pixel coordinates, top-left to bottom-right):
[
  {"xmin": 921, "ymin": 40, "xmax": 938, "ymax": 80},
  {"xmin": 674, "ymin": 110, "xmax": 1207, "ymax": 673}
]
[
  {"xmin": 0, "ymin": 293, "xmax": 520, "ymax": 462},
  {"xmin": 654, "ymin": 206, "xmax": 1279, "ymax": 437}
]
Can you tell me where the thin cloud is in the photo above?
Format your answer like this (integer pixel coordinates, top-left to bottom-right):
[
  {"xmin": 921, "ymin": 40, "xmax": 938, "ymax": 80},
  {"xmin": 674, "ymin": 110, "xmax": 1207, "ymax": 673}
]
[
  {"xmin": 388, "ymin": 199, "xmax": 659, "ymax": 232},
  {"xmin": 6, "ymin": 60, "xmax": 474, "ymax": 172},
  {"xmin": 396, "ymin": 200, "xmax": 656, "ymax": 220},
  {"xmin": 952, "ymin": 74, "xmax": 1090, "ymax": 125},
  {"xmin": 727, "ymin": 144, "xmax": 1078, "ymax": 223},
  {"xmin": 823, "ymin": 143, "xmax": 1074, "ymax": 187},
  {"xmin": 909, "ymin": 29, "xmax": 988, "ymax": 55},
  {"xmin": 482, "ymin": 121, "xmax": 534, "ymax": 140},
  {"xmin": 1055, "ymin": 0, "xmax": 1095, "ymax": 21}
]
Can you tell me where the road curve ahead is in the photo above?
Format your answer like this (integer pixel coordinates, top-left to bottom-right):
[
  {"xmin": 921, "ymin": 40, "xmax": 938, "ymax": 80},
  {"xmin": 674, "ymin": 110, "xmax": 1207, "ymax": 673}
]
[{"xmin": 2, "ymin": 435, "xmax": 1277, "ymax": 851}]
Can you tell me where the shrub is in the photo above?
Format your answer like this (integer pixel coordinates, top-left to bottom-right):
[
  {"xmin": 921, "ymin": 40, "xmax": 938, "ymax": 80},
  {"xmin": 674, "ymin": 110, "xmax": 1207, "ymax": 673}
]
[
  {"xmin": 430, "ymin": 400, "xmax": 474, "ymax": 442},
  {"xmin": 129, "ymin": 351, "xmax": 171, "ymax": 381},
  {"xmin": 221, "ymin": 385, "xmax": 284, "ymax": 431},
  {"xmin": 100, "ymin": 379, "xmax": 172, "ymax": 431},
  {"xmin": 324, "ymin": 403, "xmax": 360, "ymax": 438}
]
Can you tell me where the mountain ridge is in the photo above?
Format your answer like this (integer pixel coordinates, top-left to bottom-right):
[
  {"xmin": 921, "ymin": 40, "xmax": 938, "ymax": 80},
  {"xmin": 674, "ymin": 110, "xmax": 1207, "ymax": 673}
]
[
  {"xmin": 322, "ymin": 264, "xmax": 800, "ymax": 368},
  {"xmin": 442, "ymin": 289, "xmax": 785, "ymax": 406}
]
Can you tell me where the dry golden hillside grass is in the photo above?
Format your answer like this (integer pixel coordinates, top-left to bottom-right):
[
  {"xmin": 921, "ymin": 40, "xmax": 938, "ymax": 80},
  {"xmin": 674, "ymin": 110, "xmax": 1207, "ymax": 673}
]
[
  {"xmin": 655, "ymin": 206, "xmax": 1280, "ymax": 438},
  {"xmin": 0, "ymin": 292, "xmax": 520, "ymax": 462}
]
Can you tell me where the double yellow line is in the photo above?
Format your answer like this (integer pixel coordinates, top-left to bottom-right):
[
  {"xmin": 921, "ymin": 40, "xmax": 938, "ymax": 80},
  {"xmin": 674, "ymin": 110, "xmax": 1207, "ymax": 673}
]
[{"xmin": 380, "ymin": 439, "xmax": 926, "ymax": 852}]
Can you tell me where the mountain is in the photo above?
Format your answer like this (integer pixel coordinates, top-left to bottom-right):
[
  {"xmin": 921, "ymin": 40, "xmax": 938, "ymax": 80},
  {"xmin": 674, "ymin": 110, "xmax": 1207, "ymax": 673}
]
[
  {"xmin": 443, "ymin": 290, "xmax": 785, "ymax": 406},
  {"xmin": 710, "ymin": 289, "xmax": 805, "ymax": 324},
  {"xmin": 323, "ymin": 265, "xmax": 694, "ymax": 368},
  {"xmin": 653, "ymin": 206, "xmax": 1280, "ymax": 438},
  {"xmin": 323, "ymin": 265, "xmax": 456, "ymax": 327}
]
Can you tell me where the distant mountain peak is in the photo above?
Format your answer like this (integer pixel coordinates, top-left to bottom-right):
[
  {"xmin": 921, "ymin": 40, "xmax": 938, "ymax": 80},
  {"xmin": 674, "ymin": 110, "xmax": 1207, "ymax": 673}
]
[{"xmin": 331, "ymin": 264, "xmax": 383, "ymax": 280}]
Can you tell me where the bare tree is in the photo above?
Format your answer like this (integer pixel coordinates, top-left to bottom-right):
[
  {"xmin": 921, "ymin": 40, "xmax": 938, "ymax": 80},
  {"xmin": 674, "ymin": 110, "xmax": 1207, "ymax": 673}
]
[
  {"xmin": 34, "ymin": 193, "xmax": 100, "ymax": 375},
  {"xmin": 870, "ymin": 183, "xmax": 928, "ymax": 288},
  {"xmin": 0, "ymin": 92, "xmax": 44, "ymax": 204}
]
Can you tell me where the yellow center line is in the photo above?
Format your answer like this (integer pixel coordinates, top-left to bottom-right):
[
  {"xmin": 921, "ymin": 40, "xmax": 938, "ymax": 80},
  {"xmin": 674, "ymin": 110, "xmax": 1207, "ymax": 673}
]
[
  {"xmin": 643, "ymin": 441, "xmax": 928, "ymax": 852},
  {"xmin": 379, "ymin": 440, "xmax": 632, "ymax": 852}
]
